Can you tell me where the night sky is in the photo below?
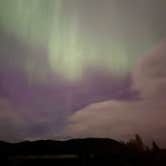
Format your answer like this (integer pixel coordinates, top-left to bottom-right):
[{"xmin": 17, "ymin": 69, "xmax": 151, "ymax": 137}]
[{"xmin": 0, "ymin": 0, "xmax": 166, "ymax": 147}]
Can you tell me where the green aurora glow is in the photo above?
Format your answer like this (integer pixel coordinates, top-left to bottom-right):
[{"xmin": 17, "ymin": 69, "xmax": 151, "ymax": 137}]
[{"xmin": 0, "ymin": 0, "xmax": 156, "ymax": 81}]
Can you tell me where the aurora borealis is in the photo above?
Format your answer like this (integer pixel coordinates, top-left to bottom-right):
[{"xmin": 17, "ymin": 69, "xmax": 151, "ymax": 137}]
[
  {"xmin": 0, "ymin": 0, "xmax": 166, "ymax": 146},
  {"xmin": 0, "ymin": 0, "xmax": 158, "ymax": 81}
]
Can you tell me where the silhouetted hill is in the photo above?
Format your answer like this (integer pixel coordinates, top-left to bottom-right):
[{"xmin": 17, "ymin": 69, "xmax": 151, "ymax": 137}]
[
  {"xmin": 0, "ymin": 138, "xmax": 125, "ymax": 155},
  {"xmin": 0, "ymin": 138, "xmax": 166, "ymax": 166}
]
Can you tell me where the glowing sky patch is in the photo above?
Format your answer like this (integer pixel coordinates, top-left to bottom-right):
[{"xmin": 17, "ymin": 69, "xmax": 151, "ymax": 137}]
[{"xmin": 0, "ymin": 0, "xmax": 139, "ymax": 82}]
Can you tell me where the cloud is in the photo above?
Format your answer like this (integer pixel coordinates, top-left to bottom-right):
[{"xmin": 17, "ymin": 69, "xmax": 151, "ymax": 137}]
[
  {"xmin": 0, "ymin": 98, "xmax": 26, "ymax": 141},
  {"xmin": 0, "ymin": 97, "xmax": 59, "ymax": 142},
  {"xmin": 65, "ymin": 41, "xmax": 166, "ymax": 147},
  {"xmin": 133, "ymin": 41, "xmax": 166, "ymax": 99}
]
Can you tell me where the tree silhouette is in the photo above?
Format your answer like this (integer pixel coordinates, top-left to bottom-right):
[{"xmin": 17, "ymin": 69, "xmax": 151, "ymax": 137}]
[
  {"xmin": 127, "ymin": 134, "xmax": 145, "ymax": 152},
  {"xmin": 152, "ymin": 141, "xmax": 160, "ymax": 152}
]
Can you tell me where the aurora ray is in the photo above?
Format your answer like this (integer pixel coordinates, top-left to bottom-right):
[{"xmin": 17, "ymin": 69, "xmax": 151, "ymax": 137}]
[{"xmin": 0, "ymin": 0, "xmax": 146, "ymax": 82}]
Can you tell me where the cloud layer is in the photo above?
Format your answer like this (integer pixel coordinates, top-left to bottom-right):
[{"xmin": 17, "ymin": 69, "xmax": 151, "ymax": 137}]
[
  {"xmin": 133, "ymin": 41, "xmax": 166, "ymax": 99},
  {"xmin": 0, "ymin": 98, "xmax": 26, "ymax": 141},
  {"xmin": 66, "ymin": 41, "xmax": 166, "ymax": 147}
]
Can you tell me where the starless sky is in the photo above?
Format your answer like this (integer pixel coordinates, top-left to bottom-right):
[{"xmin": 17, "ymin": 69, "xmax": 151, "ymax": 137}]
[{"xmin": 0, "ymin": 0, "xmax": 166, "ymax": 146}]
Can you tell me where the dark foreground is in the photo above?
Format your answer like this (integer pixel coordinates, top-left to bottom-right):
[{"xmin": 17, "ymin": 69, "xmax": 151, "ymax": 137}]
[{"xmin": 0, "ymin": 138, "xmax": 166, "ymax": 166}]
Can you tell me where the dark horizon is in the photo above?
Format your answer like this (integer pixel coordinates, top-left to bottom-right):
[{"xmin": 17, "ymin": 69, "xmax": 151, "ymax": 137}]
[{"xmin": 1, "ymin": 137, "xmax": 166, "ymax": 166}]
